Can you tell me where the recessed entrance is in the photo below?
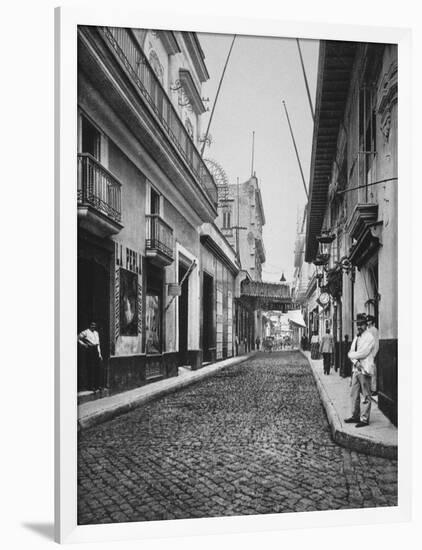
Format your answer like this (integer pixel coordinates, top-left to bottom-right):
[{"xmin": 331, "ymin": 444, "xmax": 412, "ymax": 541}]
[
  {"xmin": 77, "ymin": 256, "xmax": 110, "ymax": 391},
  {"xmin": 202, "ymin": 272, "xmax": 215, "ymax": 362},
  {"xmin": 178, "ymin": 264, "xmax": 189, "ymax": 365}
]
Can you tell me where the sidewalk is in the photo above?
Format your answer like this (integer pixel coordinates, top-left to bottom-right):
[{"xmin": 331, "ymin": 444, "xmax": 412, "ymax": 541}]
[
  {"xmin": 302, "ymin": 351, "xmax": 397, "ymax": 459},
  {"xmin": 78, "ymin": 353, "xmax": 255, "ymax": 430}
]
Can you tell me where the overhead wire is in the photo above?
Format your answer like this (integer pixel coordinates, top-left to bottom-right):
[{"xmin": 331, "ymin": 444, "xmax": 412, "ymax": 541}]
[{"xmin": 200, "ymin": 34, "xmax": 237, "ymax": 157}]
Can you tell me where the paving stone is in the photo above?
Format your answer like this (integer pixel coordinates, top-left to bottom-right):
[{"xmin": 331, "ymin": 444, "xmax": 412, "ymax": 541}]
[{"xmin": 77, "ymin": 351, "xmax": 397, "ymax": 524}]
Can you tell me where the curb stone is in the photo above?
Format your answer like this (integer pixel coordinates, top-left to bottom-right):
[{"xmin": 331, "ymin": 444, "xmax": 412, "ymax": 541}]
[
  {"xmin": 301, "ymin": 350, "xmax": 397, "ymax": 460},
  {"xmin": 78, "ymin": 353, "xmax": 256, "ymax": 431}
]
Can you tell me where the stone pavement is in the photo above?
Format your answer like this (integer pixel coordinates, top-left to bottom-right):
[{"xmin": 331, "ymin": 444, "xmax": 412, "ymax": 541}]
[
  {"xmin": 78, "ymin": 353, "xmax": 254, "ymax": 430},
  {"xmin": 77, "ymin": 351, "xmax": 397, "ymax": 525},
  {"xmin": 302, "ymin": 351, "xmax": 397, "ymax": 459}
]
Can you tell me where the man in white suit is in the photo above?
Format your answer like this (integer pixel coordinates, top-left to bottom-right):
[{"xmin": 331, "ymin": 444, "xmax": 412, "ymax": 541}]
[{"xmin": 343, "ymin": 313, "xmax": 375, "ymax": 428}]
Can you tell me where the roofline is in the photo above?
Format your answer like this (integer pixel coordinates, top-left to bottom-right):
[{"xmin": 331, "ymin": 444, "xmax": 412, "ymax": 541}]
[{"xmin": 305, "ymin": 41, "xmax": 357, "ymax": 262}]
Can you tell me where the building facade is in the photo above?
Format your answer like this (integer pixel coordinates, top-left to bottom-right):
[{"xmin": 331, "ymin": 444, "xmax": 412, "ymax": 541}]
[
  {"xmin": 200, "ymin": 223, "xmax": 240, "ymax": 363},
  {"xmin": 204, "ymin": 161, "xmax": 268, "ymax": 351},
  {"xmin": 77, "ymin": 26, "xmax": 219, "ymax": 395},
  {"xmin": 217, "ymin": 173, "xmax": 266, "ymax": 282},
  {"xmin": 304, "ymin": 41, "xmax": 398, "ymax": 424},
  {"xmin": 218, "ymin": 173, "xmax": 267, "ymax": 346}
]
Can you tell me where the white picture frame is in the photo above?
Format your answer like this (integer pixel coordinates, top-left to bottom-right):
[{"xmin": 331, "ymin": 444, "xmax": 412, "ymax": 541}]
[{"xmin": 55, "ymin": 5, "xmax": 412, "ymax": 544}]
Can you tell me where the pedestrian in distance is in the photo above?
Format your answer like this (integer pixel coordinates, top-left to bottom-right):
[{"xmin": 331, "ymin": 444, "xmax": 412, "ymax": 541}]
[
  {"xmin": 344, "ymin": 313, "xmax": 376, "ymax": 428},
  {"xmin": 310, "ymin": 331, "xmax": 320, "ymax": 359},
  {"xmin": 255, "ymin": 336, "xmax": 261, "ymax": 351},
  {"xmin": 320, "ymin": 327, "xmax": 334, "ymax": 375},
  {"xmin": 78, "ymin": 321, "xmax": 103, "ymax": 392},
  {"xmin": 367, "ymin": 314, "xmax": 379, "ymax": 395}
]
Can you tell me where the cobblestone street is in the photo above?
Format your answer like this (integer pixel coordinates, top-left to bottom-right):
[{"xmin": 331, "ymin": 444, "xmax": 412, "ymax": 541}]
[{"xmin": 77, "ymin": 351, "xmax": 397, "ymax": 524}]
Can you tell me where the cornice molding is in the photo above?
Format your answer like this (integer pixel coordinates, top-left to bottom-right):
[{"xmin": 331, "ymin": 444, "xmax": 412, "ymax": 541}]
[
  {"xmin": 346, "ymin": 203, "xmax": 378, "ymax": 242},
  {"xmin": 346, "ymin": 204, "xmax": 382, "ymax": 268},
  {"xmin": 179, "ymin": 68, "xmax": 206, "ymax": 114},
  {"xmin": 158, "ymin": 30, "xmax": 181, "ymax": 55},
  {"xmin": 181, "ymin": 32, "xmax": 209, "ymax": 83}
]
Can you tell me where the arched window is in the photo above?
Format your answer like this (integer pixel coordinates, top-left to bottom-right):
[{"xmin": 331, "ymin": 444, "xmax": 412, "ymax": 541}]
[{"xmin": 148, "ymin": 50, "xmax": 164, "ymax": 85}]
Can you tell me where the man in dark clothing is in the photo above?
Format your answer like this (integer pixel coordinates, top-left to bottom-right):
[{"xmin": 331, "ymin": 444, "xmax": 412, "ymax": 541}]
[{"xmin": 320, "ymin": 328, "xmax": 334, "ymax": 375}]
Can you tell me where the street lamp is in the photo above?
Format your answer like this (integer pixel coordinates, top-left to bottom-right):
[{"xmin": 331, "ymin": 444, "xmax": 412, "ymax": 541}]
[{"xmin": 316, "ymin": 230, "xmax": 336, "ymax": 259}]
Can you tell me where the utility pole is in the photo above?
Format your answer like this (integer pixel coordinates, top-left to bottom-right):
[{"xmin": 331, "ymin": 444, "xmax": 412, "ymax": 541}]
[
  {"xmin": 282, "ymin": 100, "xmax": 309, "ymax": 200},
  {"xmin": 231, "ymin": 177, "xmax": 247, "ymax": 259},
  {"xmin": 296, "ymin": 39, "xmax": 315, "ymax": 121},
  {"xmin": 236, "ymin": 176, "xmax": 240, "ymax": 255},
  {"xmin": 251, "ymin": 131, "xmax": 255, "ymax": 176},
  {"xmin": 200, "ymin": 35, "xmax": 237, "ymax": 156}
]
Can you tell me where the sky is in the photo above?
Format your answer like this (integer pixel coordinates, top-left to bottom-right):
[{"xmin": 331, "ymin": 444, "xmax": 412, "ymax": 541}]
[{"xmin": 197, "ymin": 32, "xmax": 319, "ymax": 283}]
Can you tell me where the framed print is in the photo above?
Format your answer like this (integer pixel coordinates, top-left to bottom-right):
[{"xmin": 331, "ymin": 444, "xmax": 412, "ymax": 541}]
[
  {"xmin": 120, "ymin": 268, "xmax": 138, "ymax": 337},
  {"xmin": 55, "ymin": 5, "xmax": 412, "ymax": 544}
]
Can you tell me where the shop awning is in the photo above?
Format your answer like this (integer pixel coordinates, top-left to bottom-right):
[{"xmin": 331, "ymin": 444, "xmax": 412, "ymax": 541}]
[{"xmin": 287, "ymin": 309, "xmax": 306, "ymax": 328}]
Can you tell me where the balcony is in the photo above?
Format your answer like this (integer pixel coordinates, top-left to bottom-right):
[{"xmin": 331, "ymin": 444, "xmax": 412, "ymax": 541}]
[
  {"xmin": 146, "ymin": 214, "xmax": 174, "ymax": 266},
  {"xmin": 99, "ymin": 26, "xmax": 217, "ymax": 208},
  {"xmin": 77, "ymin": 153, "xmax": 123, "ymax": 237}
]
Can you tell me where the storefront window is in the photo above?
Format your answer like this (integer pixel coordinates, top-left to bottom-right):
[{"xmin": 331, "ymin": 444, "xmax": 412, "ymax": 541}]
[{"xmin": 145, "ymin": 293, "xmax": 161, "ymax": 354}]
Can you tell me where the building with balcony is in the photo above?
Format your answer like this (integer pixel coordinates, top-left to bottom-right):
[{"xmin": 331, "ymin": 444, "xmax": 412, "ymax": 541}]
[
  {"xmin": 203, "ymin": 161, "xmax": 268, "ymax": 350},
  {"xmin": 77, "ymin": 26, "xmax": 218, "ymax": 396},
  {"xmin": 304, "ymin": 41, "xmax": 397, "ymax": 424}
]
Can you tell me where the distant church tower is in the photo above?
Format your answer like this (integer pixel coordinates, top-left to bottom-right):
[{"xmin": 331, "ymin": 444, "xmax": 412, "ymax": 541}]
[{"xmin": 280, "ymin": 272, "xmax": 286, "ymax": 282}]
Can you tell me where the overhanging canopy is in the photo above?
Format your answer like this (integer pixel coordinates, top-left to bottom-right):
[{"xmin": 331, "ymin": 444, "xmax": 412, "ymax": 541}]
[
  {"xmin": 287, "ymin": 309, "xmax": 306, "ymax": 329},
  {"xmin": 305, "ymin": 41, "xmax": 357, "ymax": 262}
]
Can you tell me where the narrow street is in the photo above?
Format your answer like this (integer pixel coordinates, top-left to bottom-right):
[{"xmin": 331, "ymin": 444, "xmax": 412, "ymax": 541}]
[{"xmin": 77, "ymin": 351, "xmax": 397, "ymax": 524}]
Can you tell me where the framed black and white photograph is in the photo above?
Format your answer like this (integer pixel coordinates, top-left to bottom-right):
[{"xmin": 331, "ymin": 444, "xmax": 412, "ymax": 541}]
[
  {"xmin": 119, "ymin": 268, "xmax": 138, "ymax": 337},
  {"xmin": 54, "ymin": 4, "xmax": 412, "ymax": 545}
]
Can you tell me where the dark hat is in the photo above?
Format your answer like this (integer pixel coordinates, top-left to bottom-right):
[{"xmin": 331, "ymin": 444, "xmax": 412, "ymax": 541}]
[{"xmin": 353, "ymin": 313, "xmax": 368, "ymax": 325}]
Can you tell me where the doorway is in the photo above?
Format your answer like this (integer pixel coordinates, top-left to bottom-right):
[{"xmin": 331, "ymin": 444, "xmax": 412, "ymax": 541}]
[
  {"xmin": 178, "ymin": 264, "xmax": 189, "ymax": 365},
  {"xmin": 202, "ymin": 272, "xmax": 214, "ymax": 362},
  {"xmin": 77, "ymin": 257, "xmax": 110, "ymax": 391}
]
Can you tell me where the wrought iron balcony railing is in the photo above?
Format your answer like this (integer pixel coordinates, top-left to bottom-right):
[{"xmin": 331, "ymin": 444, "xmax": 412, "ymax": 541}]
[
  {"xmin": 146, "ymin": 214, "xmax": 174, "ymax": 261},
  {"xmin": 99, "ymin": 26, "xmax": 217, "ymax": 207},
  {"xmin": 77, "ymin": 153, "xmax": 122, "ymax": 223}
]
